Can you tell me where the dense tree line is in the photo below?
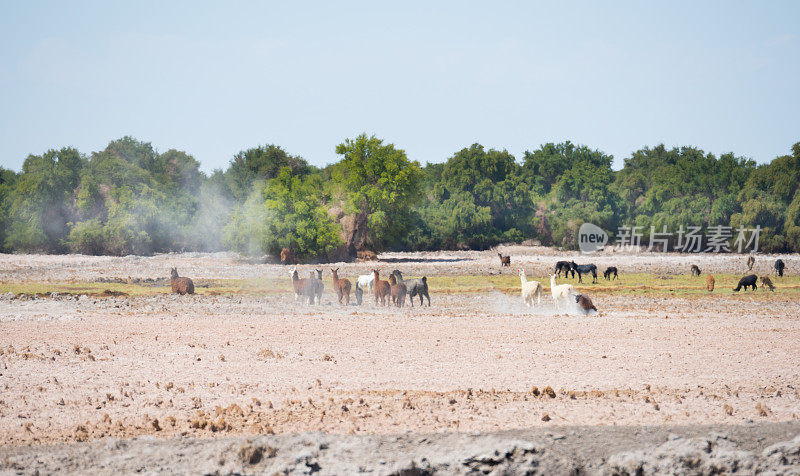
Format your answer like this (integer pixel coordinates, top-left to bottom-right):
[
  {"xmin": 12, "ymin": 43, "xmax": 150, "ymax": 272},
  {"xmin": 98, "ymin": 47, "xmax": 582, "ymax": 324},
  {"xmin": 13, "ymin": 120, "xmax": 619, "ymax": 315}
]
[{"xmin": 1, "ymin": 135, "xmax": 798, "ymax": 258}]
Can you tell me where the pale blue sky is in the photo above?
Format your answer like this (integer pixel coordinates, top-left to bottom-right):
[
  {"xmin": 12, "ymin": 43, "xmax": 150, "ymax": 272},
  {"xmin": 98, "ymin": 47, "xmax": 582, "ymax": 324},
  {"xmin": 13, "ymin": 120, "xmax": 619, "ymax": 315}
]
[{"xmin": 1, "ymin": 1, "xmax": 798, "ymax": 172}]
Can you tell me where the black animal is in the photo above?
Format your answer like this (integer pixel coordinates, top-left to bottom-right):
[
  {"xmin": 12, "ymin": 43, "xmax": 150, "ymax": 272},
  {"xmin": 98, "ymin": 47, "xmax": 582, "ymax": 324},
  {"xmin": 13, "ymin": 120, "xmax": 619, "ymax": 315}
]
[
  {"xmin": 690, "ymin": 264, "xmax": 701, "ymax": 276},
  {"xmin": 554, "ymin": 261, "xmax": 574, "ymax": 279},
  {"xmin": 733, "ymin": 274, "xmax": 758, "ymax": 292},
  {"xmin": 603, "ymin": 266, "xmax": 618, "ymax": 280},
  {"xmin": 570, "ymin": 261, "xmax": 598, "ymax": 284},
  {"xmin": 775, "ymin": 259, "xmax": 785, "ymax": 277},
  {"xmin": 391, "ymin": 270, "xmax": 430, "ymax": 307}
]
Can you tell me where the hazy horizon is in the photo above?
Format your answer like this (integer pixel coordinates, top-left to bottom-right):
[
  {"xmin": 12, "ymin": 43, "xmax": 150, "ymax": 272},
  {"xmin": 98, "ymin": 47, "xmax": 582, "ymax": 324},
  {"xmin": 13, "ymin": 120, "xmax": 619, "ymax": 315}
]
[{"xmin": 1, "ymin": 1, "xmax": 798, "ymax": 173}]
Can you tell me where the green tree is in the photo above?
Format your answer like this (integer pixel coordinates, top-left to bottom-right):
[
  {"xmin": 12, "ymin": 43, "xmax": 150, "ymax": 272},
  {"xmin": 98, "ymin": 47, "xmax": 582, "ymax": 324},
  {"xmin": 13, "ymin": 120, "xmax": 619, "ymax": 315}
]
[
  {"xmin": 5, "ymin": 147, "xmax": 84, "ymax": 252},
  {"xmin": 735, "ymin": 142, "xmax": 800, "ymax": 251},
  {"xmin": 224, "ymin": 169, "xmax": 342, "ymax": 260},
  {"xmin": 0, "ymin": 167, "xmax": 19, "ymax": 251},
  {"xmin": 225, "ymin": 145, "xmax": 312, "ymax": 201},
  {"xmin": 331, "ymin": 134, "xmax": 423, "ymax": 253},
  {"xmin": 614, "ymin": 144, "xmax": 754, "ymax": 248},
  {"xmin": 522, "ymin": 142, "xmax": 620, "ymax": 248}
]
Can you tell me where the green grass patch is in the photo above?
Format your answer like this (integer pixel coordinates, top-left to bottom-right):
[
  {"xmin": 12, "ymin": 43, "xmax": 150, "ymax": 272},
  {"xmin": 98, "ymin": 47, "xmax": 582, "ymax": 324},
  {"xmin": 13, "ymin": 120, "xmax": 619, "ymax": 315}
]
[{"xmin": 0, "ymin": 273, "xmax": 796, "ymax": 298}]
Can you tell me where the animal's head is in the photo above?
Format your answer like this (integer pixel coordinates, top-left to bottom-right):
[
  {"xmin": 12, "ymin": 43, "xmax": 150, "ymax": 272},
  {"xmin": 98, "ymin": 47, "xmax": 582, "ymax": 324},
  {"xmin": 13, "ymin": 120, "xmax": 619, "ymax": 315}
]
[
  {"xmin": 550, "ymin": 274, "xmax": 557, "ymax": 280},
  {"xmin": 331, "ymin": 268, "xmax": 339, "ymax": 277},
  {"xmin": 421, "ymin": 276, "xmax": 427, "ymax": 282},
  {"xmin": 389, "ymin": 274, "xmax": 397, "ymax": 285},
  {"xmin": 570, "ymin": 261, "xmax": 578, "ymax": 267},
  {"xmin": 170, "ymin": 268, "xmax": 178, "ymax": 279},
  {"xmin": 517, "ymin": 268, "xmax": 525, "ymax": 277},
  {"xmin": 315, "ymin": 269, "xmax": 323, "ymax": 278},
  {"xmin": 392, "ymin": 270, "xmax": 403, "ymax": 280},
  {"xmin": 372, "ymin": 269, "xmax": 380, "ymax": 278},
  {"xmin": 288, "ymin": 267, "xmax": 297, "ymax": 277}
]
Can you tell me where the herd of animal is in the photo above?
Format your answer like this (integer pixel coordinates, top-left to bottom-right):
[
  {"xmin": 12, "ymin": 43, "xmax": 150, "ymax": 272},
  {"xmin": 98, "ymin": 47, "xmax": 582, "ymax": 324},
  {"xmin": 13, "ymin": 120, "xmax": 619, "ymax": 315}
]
[
  {"xmin": 169, "ymin": 253, "xmax": 789, "ymax": 315},
  {"xmin": 289, "ymin": 267, "xmax": 430, "ymax": 308},
  {"xmin": 688, "ymin": 257, "xmax": 785, "ymax": 292}
]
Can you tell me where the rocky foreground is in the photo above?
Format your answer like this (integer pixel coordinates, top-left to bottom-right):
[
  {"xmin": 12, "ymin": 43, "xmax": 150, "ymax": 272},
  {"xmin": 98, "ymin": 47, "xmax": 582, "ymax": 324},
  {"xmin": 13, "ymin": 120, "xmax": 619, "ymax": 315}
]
[{"xmin": 2, "ymin": 423, "xmax": 800, "ymax": 475}]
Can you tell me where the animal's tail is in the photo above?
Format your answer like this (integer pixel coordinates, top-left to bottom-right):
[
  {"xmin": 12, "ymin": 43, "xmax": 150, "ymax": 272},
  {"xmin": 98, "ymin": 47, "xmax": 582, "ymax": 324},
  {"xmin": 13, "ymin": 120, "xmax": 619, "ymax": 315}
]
[{"xmin": 733, "ymin": 284, "xmax": 742, "ymax": 292}]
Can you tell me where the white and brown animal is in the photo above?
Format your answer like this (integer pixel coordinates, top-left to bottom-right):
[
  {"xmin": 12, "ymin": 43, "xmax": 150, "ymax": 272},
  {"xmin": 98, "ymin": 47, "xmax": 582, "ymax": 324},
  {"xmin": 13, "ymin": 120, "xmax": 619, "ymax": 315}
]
[
  {"xmin": 289, "ymin": 268, "xmax": 315, "ymax": 304},
  {"xmin": 549, "ymin": 274, "xmax": 575, "ymax": 310},
  {"xmin": 706, "ymin": 274, "xmax": 715, "ymax": 292},
  {"xmin": 170, "ymin": 268, "xmax": 194, "ymax": 295},
  {"xmin": 518, "ymin": 268, "xmax": 542, "ymax": 307},
  {"xmin": 760, "ymin": 276, "xmax": 775, "ymax": 291},
  {"xmin": 357, "ymin": 273, "xmax": 374, "ymax": 292}
]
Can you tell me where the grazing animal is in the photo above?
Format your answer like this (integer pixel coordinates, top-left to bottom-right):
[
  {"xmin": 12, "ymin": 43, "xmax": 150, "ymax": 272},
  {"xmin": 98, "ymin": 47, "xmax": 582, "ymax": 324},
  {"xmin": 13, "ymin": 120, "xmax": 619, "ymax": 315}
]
[
  {"xmin": 497, "ymin": 252, "xmax": 511, "ymax": 267},
  {"xmin": 775, "ymin": 259, "xmax": 785, "ymax": 277},
  {"xmin": 290, "ymin": 268, "xmax": 315, "ymax": 304},
  {"xmin": 746, "ymin": 255, "xmax": 755, "ymax": 271},
  {"xmin": 760, "ymin": 276, "xmax": 775, "ymax": 291},
  {"xmin": 280, "ymin": 247, "xmax": 296, "ymax": 264},
  {"xmin": 575, "ymin": 294, "xmax": 597, "ymax": 315},
  {"xmin": 549, "ymin": 274, "xmax": 575, "ymax": 310},
  {"xmin": 518, "ymin": 268, "xmax": 542, "ymax": 307},
  {"xmin": 357, "ymin": 273, "xmax": 375, "ymax": 292},
  {"xmin": 554, "ymin": 261, "xmax": 574, "ymax": 279},
  {"xmin": 570, "ymin": 261, "xmax": 598, "ymax": 284},
  {"xmin": 372, "ymin": 269, "xmax": 391, "ymax": 306},
  {"xmin": 733, "ymin": 274, "xmax": 758, "ymax": 292},
  {"xmin": 706, "ymin": 274, "xmax": 715, "ymax": 292},
  {"xmin": 603, "ymin": 266, "xmax": 618, "ymax": 280},
  {"xmin": 354, "ymin": 282, "xmax": 363, "ymax": 305},
  {"xmin": 391, "ymin": 270, "xmax": 430, "ymax": 307},
  {"xmin": 170, "ymin": 268, "xmax": 195, "ymax": 295},
  {"xmin": 331, "ymin": 268, "xmax": 352, "ymax": 305},
  {"xmin": 690, "ymin": 264, "xmax": 701, "ymax": 276},
  {"xmin": 388, "ymin": 274, "xmax": 407, "ymax": 307},
  {"xmin": 357, "ymin": 250, "xmax": 378, "ymax": 261}
]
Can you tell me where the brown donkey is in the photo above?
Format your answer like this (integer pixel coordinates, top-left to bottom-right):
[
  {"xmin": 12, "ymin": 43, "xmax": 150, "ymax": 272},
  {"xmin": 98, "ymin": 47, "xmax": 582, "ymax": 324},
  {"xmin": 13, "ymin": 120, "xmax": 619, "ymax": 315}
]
[
  {"xmin": 372, "ymin": 269, "xmax": 391, "ymax": 306},
  {"xmin": 331, "ymin": 268, "xmax": 352, "ymax": 305},
  {"xmin": 388, "ymin": 273, "xmax": 407, "ymax": 308}
]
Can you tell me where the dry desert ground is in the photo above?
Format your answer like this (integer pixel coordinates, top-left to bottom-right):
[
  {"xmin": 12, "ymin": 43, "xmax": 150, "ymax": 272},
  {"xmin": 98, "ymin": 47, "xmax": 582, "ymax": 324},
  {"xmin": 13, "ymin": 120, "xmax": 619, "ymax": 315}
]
[{"xmin": 1, "ymin": 248, "xmax": 800, "ymax": 474}]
